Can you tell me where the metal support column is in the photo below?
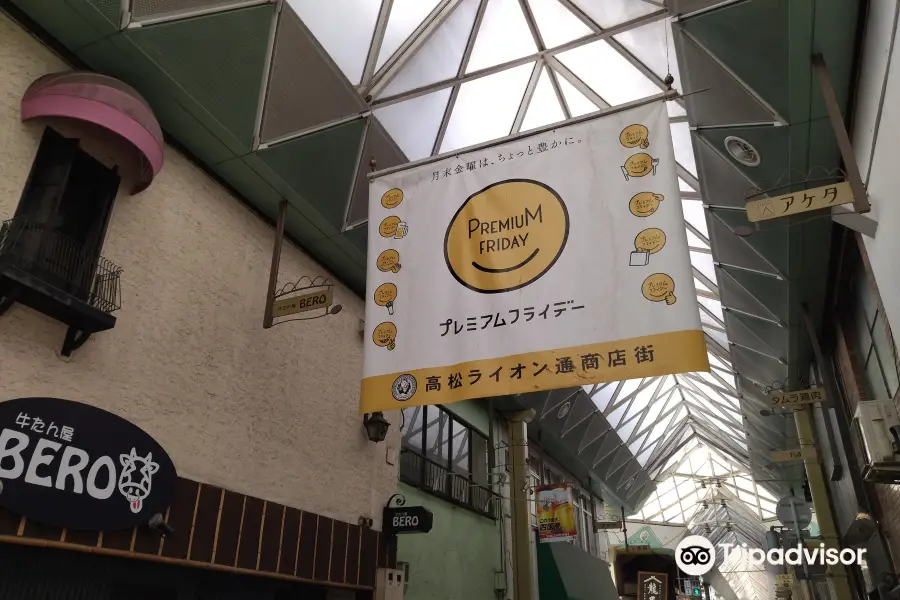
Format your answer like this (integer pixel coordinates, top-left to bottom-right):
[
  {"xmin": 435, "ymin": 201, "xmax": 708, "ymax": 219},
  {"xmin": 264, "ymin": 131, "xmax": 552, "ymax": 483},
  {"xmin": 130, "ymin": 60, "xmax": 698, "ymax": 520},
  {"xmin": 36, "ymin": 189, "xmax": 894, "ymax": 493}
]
[
  {"xmin": 793, "ymin": 406, "xmax": 854, "ymax": 600},
  {"xmin": 812, "ymin": 54, "xmax": 870, "ymax": 215},
  {"xmin": 263, "ymin": 199, "xmax": 287, "ymax": 329},
  {"xmin": 507, "ymin": 409, "xmax": 536, "ymax": 600}
]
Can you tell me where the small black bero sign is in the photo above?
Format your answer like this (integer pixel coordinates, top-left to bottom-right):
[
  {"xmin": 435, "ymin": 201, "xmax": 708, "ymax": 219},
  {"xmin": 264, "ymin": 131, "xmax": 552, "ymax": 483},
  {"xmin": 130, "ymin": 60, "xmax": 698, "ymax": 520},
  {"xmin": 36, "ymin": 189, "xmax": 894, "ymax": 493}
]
[
  {"xmin": 0, "ymin": 397, "xmax": 177, "ymax": 531},
  {"xmin": 384, "ymin": 505, "xmax": 434, "ymax": 534}
]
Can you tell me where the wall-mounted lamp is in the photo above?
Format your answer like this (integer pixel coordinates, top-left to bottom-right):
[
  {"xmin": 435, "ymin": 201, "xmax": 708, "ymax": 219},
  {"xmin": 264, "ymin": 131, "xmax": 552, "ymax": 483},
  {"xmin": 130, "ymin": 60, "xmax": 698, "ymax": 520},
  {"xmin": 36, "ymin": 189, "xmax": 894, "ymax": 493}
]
[{"xmin": 363, "ymin": 411, "xmax": 390, "ymax": 443}]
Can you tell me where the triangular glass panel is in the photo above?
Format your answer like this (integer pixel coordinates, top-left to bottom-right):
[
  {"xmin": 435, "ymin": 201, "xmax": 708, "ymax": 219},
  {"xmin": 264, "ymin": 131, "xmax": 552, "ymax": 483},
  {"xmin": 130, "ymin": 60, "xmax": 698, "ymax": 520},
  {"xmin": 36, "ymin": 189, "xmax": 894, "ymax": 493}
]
[
  {"xmin": 636, "ymin": 444, "xmax": 656, "ymax": 466},
  {"xmin": 691, "ymin": 250, "xmax": 717, "ymax": 283},
  {"xmin": 288, "ymin": 0, "xmax": 381, "ymax": 84},
  {"xmin": 616, "ymin": 414, "xmax": 641, "ymax": 443},
  {"xmin": 557, "ymin": 75, "xmax": 599, "ymax": 116},
  {"xmin": 694, "ymin": 276, "xmax": 712, "ymax": 293},
  {"xmin": 441, "ymin": 62, "xmax": 535, "ymax": 152},
  {"xmin": 679, "ymin": 177, "xmax": 696, "ymax": 192},
  {"xmin": 466, "ymin": 0, "xmax": 537, "ymax": 73},
  {"xmin": 527, "ymin": 0, "xmax": 592, "ymax": 48},
  {"xmin": 377, "ymin": 0, "xmax": 444, "ymax": 70},
  {"xmin": 686, "ymin": 228, "xmax": 709, "ymax": 249},
  {"xmin": 628, "ymin": 431, "xmax": 650, "ymax": 456},
  {"xmin": 557, "ymin": 40, "xmax": 660, "ymax": 106},
  {"xmin": 671, "ymin": 122, "xmax": 697, "ymax": 176},
  {"xmin": 521, "ymin": 66, "xmax": 565, "ymax": 132},
  {"xmin": 613, "ymin": 19, "xmax": 681, "ymax": 90},
  {"xmin": 606, "ymin": 402, "xmax": 630, "ymax": 429},
  {"xmin": 380, "ymin": 0, "xmax": 481, "ymax": 97},
  {"xmin": 375, "ymin": 88, "xmax": 451, "ymax": 160},
  {"xmin": 570, "ymin": 0, "xmax": 657, "ymax": 28}
]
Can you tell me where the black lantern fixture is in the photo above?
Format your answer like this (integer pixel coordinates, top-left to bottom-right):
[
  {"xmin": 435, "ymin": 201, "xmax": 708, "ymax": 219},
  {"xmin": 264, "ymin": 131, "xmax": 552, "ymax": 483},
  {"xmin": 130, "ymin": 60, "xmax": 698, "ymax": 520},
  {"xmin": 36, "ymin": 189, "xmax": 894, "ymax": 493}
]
[{"xmin": 363, "ymin": 412, "xmax": 390, "ymax": 443}]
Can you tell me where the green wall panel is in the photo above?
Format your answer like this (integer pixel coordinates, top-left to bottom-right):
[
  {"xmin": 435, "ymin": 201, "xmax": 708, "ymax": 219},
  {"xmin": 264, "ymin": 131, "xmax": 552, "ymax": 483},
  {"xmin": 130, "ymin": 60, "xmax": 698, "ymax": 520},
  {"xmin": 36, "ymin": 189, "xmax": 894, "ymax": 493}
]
[
  {"xmin": 12, "ymin": 0, "xmax": 108, "ymax": 49},
  {"xmin": 77, "ymin": 36, "xmax": 238, "ymax": 165},
  {"xmin": 395, "ymin": 482, "xmax": 502, "ymax": 600},
  {"xmin": 125, "ymin": 5, "xmax": 274, "ymax": 153},
  {"xmin": 257, "ymin": 119, "xmax": 367, "ymax": 233},
  {"xmin": 683, "ymin": 0, "xmax": 790, "ymax": 120},
  {"xmin": 79, "ymin": 0, "xmax": 120, "ymax": 30}
]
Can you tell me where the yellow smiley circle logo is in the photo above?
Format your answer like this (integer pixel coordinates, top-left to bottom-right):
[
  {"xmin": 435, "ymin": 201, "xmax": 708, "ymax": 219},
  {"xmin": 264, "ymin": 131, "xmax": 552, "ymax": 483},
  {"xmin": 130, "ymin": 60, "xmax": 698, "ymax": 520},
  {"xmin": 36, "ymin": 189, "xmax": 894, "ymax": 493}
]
[
  {"xmin": 372, "ymin": 321, "xmax": 397, "ymax": 350},
  {"xmin": 444, "ymin": 179, "xmax": 569, "ymax": 294},
  {"xmin": 620, "ymin": 124, "xmax": 650, "ymax": 149},
  {"xmin": 381, "ymin": 189, "xmax": 404, "ymax": 209},
  {"xmin": 379, "ymin": 216, "xmax": 401, "ymax": 238},
  {"xmin": 635, "ymin": 228, "xmax": 666, "ymax": 254},
  {"xmin": 629, "ymin": 192, "xmax": 665, "ymax": 217},
  {"xmin": 642, "ymin": 273, "xmax": 677, "ymax": 305},
  {"xmin": 376, "ymin": 249, "xmax": 401, "ymax": 273}
]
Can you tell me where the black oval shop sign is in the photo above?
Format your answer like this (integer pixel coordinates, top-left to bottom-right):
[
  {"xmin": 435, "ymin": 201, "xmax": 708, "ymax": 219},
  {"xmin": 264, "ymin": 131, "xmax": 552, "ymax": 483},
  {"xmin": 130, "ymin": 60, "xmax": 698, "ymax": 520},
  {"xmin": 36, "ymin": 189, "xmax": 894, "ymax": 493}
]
[{"xmin": 0, "ymin": 398, "xmax": 177, "ymax": 531}]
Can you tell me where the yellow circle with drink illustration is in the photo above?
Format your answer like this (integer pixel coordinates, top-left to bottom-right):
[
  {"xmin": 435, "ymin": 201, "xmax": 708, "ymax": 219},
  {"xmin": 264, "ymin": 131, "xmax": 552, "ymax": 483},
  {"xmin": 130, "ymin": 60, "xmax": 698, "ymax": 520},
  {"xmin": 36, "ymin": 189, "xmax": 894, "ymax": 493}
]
[
  {"xmin": 620, "ymin": 124, "xmax": 650, "ymax": 149},
  {"xmin": 381, "ymin": 188, "xmax": 404, "ymax": 209},
  {"xmin": 376, "ymin": 249, "xmax": 401, "ymax": 273},
  {"xmin": 635, "ymin": 228, "xmax": 666, "ymax": 254},
  {"xmin": 642, "ymin": 273, "xmax": 677, "ymax": 305},
  {"xmin": 379, "ymin": 216, "xmax": 401, "ymax": 238},
  {"xmin": 372, "ymin": 321, "xmax": 397, "ymax": 351},
  {"xmin": 444, "ymin": 179, "xmax": 569, "ymax": 294},
  {"xmin": 374, "ymin": 283, "xmax": 398, "ymax": 315},
  {"xmin": 629, "ymin": 192, "xmax": 664, "ymax": 217},
  {"xmin": 622, "ymin": 153, "xmax": 659, "ymax": 180}
]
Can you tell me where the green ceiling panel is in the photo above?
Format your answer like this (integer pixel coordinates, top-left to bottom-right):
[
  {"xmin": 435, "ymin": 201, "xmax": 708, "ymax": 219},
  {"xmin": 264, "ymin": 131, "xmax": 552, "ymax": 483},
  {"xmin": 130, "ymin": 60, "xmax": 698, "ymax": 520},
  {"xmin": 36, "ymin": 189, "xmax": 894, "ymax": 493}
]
[
  {"xmin": 330, "ymin": 233, "xmax": 365, "ymax": 268},
  {"xmin": 682, "ymin": 0, "xmax": 790, "ymax": 120},
  {"xmin": 698, "ymin": 125, "xmax": 790, "ymax": 190},
  {"xmin": 343, "ymin": 225, "xmax": 368, "ymax": 256},
  {"xmin": 256, "ymin": 119, "xmax": 367, "ymax": 233},
  {"xmin": 214, "ymin": 158, "xmax": 327, "ymax": 243},
  {"xmin": 77, "ymin": 0, "xmax": 121, "ymax": 30},
  {"xmin": 125, "ymin": 5, "xmax": 274, "ymax": 153},
  {"xmin": 12, "ymin": 0, "xmax": 108, "ymax": 49},
  {"xmin": 77, "ymin": 36, "xmax": 236, "ymax": 165}
]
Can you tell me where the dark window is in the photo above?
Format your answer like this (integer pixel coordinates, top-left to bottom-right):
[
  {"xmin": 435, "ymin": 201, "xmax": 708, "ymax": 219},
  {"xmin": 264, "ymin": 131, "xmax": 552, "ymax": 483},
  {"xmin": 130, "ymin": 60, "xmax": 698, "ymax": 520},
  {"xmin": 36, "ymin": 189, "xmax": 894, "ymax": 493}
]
[
  {"xmin": 6, "ymin": 127, "xmax": 120, "ymax": 299},
  {"xmin": 399, "ymin": 405, "xmax": 495, "ymax": 517}
]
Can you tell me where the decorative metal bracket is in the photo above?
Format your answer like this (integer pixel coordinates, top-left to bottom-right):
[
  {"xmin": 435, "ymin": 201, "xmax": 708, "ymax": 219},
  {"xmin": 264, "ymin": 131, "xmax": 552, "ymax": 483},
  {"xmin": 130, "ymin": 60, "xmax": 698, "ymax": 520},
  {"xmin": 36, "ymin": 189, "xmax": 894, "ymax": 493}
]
[
  {"xmin": 61, "ymin": 327, "xmax": 91, "ymax": 357},
  {"xmin": 386, "ymin": 494, "xmax": 406, "ymax": 508}
]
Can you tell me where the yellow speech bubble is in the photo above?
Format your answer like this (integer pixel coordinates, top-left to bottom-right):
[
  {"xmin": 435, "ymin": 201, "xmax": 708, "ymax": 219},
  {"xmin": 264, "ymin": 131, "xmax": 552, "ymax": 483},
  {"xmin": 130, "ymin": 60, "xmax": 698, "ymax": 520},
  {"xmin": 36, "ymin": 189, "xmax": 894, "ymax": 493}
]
[
  {"xmin": 642, "ymin": 273, "xmax": 676, "ymax": 305},
  {"xmin": 620, "ymin": 124, "xmax": 650, "ymax": 149},
  {"xmin": 376, "ymin": 249, "xmax": 402, "ymax": 273},
  {"xmin": 622, "ymin": 153, "xmax": 659, "ymax": 181},
  {"xmin": 379, "ymin": 216, "xmax": 401, "ymax": 238},
  {"xmin": 374, "ymin": 283, "xmax": 398, "ymax": 315},
  {"xmin": 381, "ymin": 189, "xmax": 404, "ymax": 209},
  {"xmin": 635, "ymin": 228, "xmax": 666, "ymax": 254},
  {"xmin": 629, "ymin": 192, "xmax": 665, "ymax": 217},
  {"xmin": 372, "ymin": 321, "xmax": 397, "ymax": 351}
]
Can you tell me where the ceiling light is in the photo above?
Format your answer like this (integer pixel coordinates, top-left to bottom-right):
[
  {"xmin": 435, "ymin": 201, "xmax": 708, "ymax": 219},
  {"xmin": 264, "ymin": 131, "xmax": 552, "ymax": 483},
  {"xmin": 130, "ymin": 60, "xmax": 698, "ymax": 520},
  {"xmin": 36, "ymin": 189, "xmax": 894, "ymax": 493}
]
[
  {"xmin": 724, "ymin": 136, "xmax": 761, "ymax": 167},
  {"xmin": 734, "ymin": 225, "xmax": 755, "ymax": 237}
]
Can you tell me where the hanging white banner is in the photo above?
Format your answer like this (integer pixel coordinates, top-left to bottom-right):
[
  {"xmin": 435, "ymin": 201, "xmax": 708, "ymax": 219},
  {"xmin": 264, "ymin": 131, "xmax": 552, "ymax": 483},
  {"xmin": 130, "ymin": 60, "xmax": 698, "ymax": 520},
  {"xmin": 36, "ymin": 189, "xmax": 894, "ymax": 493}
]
[{"xmin": 361, "ymin": 101, "xmax": 707, "ymax": 413}]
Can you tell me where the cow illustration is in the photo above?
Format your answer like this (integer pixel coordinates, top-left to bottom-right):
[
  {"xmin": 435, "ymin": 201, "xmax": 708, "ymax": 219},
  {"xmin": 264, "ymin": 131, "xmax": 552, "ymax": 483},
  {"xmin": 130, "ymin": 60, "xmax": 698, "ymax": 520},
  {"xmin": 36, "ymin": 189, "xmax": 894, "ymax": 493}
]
[{"xmin": 118, "ymin": 448, "xmax": 159, "ymax": 514}]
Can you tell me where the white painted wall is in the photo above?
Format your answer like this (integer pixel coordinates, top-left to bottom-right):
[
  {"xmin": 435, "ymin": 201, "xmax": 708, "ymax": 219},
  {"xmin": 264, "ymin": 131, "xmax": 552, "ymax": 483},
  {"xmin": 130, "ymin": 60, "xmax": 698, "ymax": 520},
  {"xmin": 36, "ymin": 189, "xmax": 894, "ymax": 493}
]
[{"xmin": 852, "ymin": 1, "xmax": 900, "ymax": 344}]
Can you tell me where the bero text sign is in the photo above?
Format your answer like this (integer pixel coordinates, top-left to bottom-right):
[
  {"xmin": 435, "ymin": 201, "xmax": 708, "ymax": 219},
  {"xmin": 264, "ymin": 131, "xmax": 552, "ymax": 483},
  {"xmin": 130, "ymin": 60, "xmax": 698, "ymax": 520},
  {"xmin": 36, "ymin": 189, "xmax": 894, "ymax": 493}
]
[
  {"xmin": 0, "ymin": 397, "xmax": 177, "ymax": 531},
  {"xmin": 383, "ymin": 505, "xmax": 434, "ymax": 534},
  {"xmin": 272, "ymin": 288, "xmax": 334, "ymax": 318},
  {"xmin": 362, "ymin": 102, "xmax": 707, "ymax": 413}
]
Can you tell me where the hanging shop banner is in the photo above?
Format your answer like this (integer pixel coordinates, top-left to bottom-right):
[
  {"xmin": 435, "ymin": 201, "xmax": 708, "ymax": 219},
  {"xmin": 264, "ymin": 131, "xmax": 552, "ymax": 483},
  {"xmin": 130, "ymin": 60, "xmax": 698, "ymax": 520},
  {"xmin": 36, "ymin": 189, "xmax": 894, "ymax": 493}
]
[
  {"xmin": 536, "ymin": 483, "xmax": 577, "ymax": 543},
  {"xmin": 361, "ymin": 102, "xmax": 707, "ymax": 413},
  {"xmin": 638, "ymin": 572, "xmax": 669, "ymax": 600},
  {"xmin": 0, "ymin": 397, "xmax": 177, "ymax": 531}
]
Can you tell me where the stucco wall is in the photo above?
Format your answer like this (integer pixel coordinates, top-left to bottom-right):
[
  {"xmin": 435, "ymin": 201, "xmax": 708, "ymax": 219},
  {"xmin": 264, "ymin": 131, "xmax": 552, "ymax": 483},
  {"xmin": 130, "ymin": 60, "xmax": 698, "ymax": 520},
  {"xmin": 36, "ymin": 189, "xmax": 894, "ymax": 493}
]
[
  {"xmin": 395, "ymin": 482, "xmax": 503, "ymax": 600},
  {"xmin": 0, "ymin": 12, "xmax": 399, "ymax": 529}
]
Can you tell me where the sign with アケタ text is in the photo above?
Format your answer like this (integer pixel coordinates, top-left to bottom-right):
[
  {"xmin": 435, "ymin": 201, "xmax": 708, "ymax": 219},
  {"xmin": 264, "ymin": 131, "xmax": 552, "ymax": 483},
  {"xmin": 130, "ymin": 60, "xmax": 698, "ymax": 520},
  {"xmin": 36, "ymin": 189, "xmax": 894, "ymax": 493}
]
[
  {"xmin": 0, "ymin": 397, "xmax": 177, "ymax": 531},
  {"xmin": 745, "ymin": 181, "xmax": 853, "ymax": 222},
  {"xmin": 361, "ymin": 102, "xmax": 707, "ymax": 413}
]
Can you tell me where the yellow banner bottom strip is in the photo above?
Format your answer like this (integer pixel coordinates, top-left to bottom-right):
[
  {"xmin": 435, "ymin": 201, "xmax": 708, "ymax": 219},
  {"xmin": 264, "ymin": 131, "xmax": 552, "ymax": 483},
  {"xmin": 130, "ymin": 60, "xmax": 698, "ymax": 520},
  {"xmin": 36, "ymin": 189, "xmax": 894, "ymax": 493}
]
[{"xmin": 359, "ymin": 329, "xmax": 709, "ymax": 413}]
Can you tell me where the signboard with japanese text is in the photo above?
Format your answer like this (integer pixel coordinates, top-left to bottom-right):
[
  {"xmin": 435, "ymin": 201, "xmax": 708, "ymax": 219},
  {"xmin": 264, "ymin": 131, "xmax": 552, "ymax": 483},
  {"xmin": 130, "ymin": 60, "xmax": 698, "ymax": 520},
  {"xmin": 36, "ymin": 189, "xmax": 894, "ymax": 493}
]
[
  {"xmin": 383, "ymin": 505, "xmax": 434, "ymax": 535},
  {"xmin": 272, "ymin": 287, "xmax": 334, "ymax": 318},
  {"xmin": 361, "ymin": 102, "xmax": 707, "ymax": 412},
  {"xmin": 0, "ymin": 397, "xmax": 177, "ymax": 531},
  {"xmin": 638, "ymin": 572, "xmax": 669, "ymax": 600},
  {"xmin": 769, "ymin": 387, "xmax": 826, "ymax": 407},
  {"xmin": 770, "ymin": 447, "xmax": 818, "ymax": 462},
  {"xmin": 746, "ymin": 181, "xmax": 853, "ymax": 222},
  {"xmin": 536, "ymin": 483, "xmax": 577, "ymax": 543}
]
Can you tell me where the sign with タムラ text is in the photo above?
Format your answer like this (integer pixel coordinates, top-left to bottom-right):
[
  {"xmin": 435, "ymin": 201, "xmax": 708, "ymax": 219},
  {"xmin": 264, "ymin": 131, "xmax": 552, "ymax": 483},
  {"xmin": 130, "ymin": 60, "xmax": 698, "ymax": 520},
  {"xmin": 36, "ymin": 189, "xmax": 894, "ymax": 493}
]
[
  {"xmin": 768, "ymin": 387, "xmax": 826, "ymax": 407},
  {"xmin": 361, "ymin": 102, "xmax": 707, "ymax": 413},
  {"xmin": 0, "ymin": 397, "xmax": 177, "ymax": 531}
]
